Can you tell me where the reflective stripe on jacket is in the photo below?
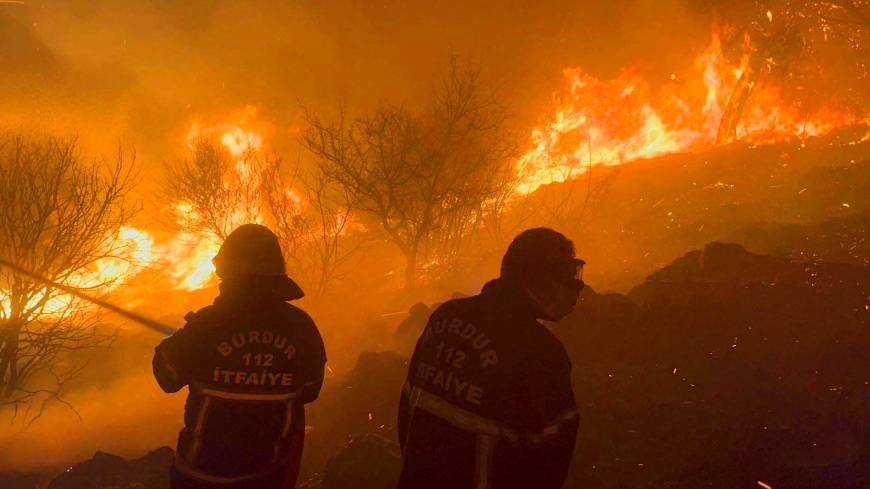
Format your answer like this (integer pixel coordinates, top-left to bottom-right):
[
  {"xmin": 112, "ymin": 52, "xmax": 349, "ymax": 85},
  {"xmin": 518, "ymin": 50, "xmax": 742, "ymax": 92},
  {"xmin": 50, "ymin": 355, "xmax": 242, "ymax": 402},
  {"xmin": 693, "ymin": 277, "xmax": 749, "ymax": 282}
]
[
  {"xmin": 398, "ymin": 278, "xmax": 579, "ymax": 489},
  {"xmin": 153, "ymin": 284, "xmax": 325, "ymax": 487}
]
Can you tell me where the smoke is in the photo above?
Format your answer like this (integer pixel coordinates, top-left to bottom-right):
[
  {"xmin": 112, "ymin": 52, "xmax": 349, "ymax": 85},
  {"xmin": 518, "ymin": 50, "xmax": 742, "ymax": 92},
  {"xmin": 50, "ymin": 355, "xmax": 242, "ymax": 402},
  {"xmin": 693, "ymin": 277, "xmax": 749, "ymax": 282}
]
[
  {"xmin": 0, "ymin": 332, "xmax": 184, "ymax": 471},
  {"xmin": 4, "ymin": 0, "xmax": 865, "ymax": 474},
  {"xmin": 1, "ymin": 0, "xmax": 712, "ymax": 159}
]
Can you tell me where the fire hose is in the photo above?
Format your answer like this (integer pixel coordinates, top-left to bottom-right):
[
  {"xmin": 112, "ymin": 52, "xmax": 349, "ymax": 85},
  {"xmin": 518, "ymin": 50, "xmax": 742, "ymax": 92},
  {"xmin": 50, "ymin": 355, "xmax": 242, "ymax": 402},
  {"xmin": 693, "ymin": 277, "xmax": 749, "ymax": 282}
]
[{"xmin": 0, "ymin": 257, "xmax": 177, "ymax": 335}]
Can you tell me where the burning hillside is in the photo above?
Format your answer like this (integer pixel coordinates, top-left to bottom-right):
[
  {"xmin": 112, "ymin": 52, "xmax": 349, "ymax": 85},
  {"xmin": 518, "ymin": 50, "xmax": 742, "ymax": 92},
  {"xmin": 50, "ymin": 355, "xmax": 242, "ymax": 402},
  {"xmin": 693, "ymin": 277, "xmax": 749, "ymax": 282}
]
[
  {"xmin": 517, "ymin": 22, "xmax": 868, "ymax": 193},
  {"xmin": 0, "ymin": 1, "xmax": 869, "ymax": 488}
]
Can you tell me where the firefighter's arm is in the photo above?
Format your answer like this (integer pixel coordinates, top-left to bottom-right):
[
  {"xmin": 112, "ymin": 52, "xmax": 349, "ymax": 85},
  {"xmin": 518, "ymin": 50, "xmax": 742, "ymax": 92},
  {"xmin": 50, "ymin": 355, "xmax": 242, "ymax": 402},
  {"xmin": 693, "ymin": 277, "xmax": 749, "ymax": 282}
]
[
  {"xmin": 299, "ymin": 314, "xmax": 327, "ymax": 404},
  {"xmin": 526, "ymin": 352, "xmax": 579, "ymax": 488},
  {"xmin": 532, "ymin": 405, "xmax": 579, "ymax": 488},
  {"xmin": 152, "ymin": 328, "xmax": 191, "ymax": 393}
]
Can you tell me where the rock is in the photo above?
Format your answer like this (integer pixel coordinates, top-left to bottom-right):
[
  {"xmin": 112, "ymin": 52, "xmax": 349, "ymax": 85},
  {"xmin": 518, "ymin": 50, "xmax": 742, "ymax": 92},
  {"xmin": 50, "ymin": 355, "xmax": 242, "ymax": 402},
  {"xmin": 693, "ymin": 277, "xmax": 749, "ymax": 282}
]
[
  {"xmin": 556, "ymin": 242, "xmax": 870, "ymax": 488},
  {"xmin": 47, "ymin": 447, "xmax": 173, "ymax": 489},
  {"xmin": 320, "ymin": 432, "xmax": 401, "ymax": 489},
  {"xmin": 302, "ymin": 351, "xmax": 406, "ymax": 485},
  {"xmin": 628, "ymin": 241, "xmax": 869, "ymax": 308},
  {"xmin": 0, "ymin": 471, "xmax": 55, "ymax": 489}
]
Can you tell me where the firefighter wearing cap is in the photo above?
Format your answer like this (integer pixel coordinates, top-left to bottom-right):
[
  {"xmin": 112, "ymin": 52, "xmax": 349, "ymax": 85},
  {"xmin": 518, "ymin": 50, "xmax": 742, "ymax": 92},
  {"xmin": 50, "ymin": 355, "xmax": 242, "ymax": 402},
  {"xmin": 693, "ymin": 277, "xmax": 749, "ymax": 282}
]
[
  {"xmin": 152, "ymin": 224, "xmax": 326, "ymax": 489},
  {"xmin": 398, "ymin": 228, "xmax": 583, "ymax": 489}
]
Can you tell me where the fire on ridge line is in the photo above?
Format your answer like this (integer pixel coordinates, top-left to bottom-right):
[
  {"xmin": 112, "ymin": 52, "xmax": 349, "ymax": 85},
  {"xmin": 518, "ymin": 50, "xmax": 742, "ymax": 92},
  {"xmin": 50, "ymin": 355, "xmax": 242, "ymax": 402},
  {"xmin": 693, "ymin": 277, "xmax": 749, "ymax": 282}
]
[{"xmin": 3, "ymin": 22, "xmax": 867, "ymax": 311}]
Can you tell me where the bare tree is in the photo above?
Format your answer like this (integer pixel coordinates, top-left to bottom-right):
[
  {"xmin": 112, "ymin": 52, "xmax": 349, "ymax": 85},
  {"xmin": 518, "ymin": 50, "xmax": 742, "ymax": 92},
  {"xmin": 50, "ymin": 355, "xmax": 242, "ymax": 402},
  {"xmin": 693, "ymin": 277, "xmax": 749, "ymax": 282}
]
[
  {"xmin": 263, "ymin": 161, "xmax": 360, "ymax": 297},
  {"xmin": 165, "ymin": 138, "xmax": 278, "ymax": 240},
  {"xmin": 0, "ymin": 133, "xmax": 135, "ymax": 424},
  {"xmin": 302, "ymin": 59, "xmax": 517, "ymax": 288},
  {"xmin": 166, "ymin": 138, "xmax": 358, "ymax": 297}
]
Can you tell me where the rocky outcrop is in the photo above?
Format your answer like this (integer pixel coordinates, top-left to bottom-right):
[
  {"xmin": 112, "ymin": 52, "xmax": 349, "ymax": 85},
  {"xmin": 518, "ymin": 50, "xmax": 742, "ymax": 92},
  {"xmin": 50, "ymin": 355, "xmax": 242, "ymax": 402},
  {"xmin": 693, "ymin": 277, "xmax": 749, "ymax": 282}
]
[
  {"xmin": 46, "ymin": 447, "xmax": 172, "ymax": 489},
  {"xmin": 558, "ymin": 242, "xmax": 869, "ymax": 488},
  {"xmin": 320, "ymin": 432, "xmax": 401, "ymax": 489},
  {"xmin": 301, "ymin": 351, "xmax": 406, "ymax": 485}
]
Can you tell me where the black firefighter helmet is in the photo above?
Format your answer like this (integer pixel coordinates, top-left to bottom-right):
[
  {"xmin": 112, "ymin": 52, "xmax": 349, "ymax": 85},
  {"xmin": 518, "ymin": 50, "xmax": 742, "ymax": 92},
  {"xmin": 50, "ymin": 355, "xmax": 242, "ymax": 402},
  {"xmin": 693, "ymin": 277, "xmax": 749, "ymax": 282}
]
[{"xmin": 212, "ymin": 223, "xmax": 304, "ymax": 301}]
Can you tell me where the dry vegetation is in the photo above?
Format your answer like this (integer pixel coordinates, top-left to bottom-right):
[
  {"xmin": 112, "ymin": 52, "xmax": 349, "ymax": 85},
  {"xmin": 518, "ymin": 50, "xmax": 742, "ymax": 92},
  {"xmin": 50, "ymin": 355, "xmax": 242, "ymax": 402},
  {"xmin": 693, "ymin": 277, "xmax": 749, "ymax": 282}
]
[{"xmin": 0, "ymin": 133, "xmax": 134, "ymax": 424}]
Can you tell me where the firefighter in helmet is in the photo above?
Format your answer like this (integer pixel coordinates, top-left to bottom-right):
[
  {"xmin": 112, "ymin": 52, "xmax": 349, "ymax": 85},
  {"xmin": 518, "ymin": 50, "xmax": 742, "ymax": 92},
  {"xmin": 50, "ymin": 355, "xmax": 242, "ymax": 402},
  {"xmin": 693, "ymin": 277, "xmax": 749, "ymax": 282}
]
[
  {"xmin": 398, "ymin": 227, "xmax": 583, "ymax": 489},
  {"xmin": 153, "ymin": 224, "xmax": 326, "ymax": 489}
]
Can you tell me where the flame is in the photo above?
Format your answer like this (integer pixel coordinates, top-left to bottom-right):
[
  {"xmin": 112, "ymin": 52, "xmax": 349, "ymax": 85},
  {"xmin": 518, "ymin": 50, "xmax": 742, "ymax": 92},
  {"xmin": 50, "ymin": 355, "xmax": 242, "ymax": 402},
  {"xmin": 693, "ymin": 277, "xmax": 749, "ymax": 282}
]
[
  {"xmin": 185, "ymin": 105, "xmax": 268, "ymax": 156},
  {"xmin": 165, "ymin": 114, "xmax": 272, "ymax": 290},
  {"xmin": 220, "ymin": 128, "xmax": 263, "ymax": 157},
  {"xmin": 87, "ymin": 227, "xmax": 155, "ymax": 288},
  {"xmin": 160, "ymin": 201, "xmax": 223, "ymax": 290},
  {"xmin": 162, "ymin": 111, "xmax": 310, "ymax": 291},
  {"xmin": 162, "ymin": 231, "xmax": 220, "ymax": 291},
  {"xmin": 1, "ymin": 226, "xmax": 155, "ymax": 318},
  {"xmin": 516, "ymin": 24, "xmax": 865, "ymax": 193}
]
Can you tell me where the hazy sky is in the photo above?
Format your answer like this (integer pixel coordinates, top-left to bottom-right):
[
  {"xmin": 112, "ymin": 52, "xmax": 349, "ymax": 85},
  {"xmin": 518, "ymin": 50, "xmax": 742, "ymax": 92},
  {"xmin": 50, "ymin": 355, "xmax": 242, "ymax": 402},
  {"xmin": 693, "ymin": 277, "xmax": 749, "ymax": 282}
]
[{"xmin": 3, "ymin": 0, "xmax": 715, "ymax": 154}]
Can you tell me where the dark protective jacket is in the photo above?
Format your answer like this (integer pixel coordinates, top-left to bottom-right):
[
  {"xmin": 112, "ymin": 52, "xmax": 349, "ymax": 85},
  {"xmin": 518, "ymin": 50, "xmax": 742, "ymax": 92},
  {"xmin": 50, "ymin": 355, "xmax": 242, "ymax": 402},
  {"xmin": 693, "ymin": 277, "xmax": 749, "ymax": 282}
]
[
  {"xmin": 152, "ymin": 281, "xmax": 326, "ymax": 488},
  {"xmin": 398, "ymin": 278, "xmax": 578, "ymax": 489}
]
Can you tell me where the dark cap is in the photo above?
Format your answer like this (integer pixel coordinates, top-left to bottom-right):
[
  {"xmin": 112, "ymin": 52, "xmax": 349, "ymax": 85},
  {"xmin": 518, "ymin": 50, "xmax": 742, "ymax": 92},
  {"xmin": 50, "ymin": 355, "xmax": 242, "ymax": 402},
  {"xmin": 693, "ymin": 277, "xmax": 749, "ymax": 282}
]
[{"xmin": 500, "ymin": 227, "xmax": 584, "ymax": 285}]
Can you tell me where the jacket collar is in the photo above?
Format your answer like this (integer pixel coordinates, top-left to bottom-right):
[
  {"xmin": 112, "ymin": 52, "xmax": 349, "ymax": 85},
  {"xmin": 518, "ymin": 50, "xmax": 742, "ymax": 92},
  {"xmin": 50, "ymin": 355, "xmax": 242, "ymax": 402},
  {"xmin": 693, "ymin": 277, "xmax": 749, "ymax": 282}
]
[
  {"xmin": 480, "ymin": 277, "xmax": 542, "ymax": 320},
  {"xmin": 214, "ymin": 275, "xmax": 304, "ymax": 308}
]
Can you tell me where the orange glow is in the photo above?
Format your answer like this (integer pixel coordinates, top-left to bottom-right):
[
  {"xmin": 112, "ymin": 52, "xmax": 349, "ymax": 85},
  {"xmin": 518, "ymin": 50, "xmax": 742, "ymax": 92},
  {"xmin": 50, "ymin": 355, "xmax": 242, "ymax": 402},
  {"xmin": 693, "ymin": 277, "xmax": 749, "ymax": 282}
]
[
  {"xmin": 516, "ymin": 24, "xmax": 864, "ymax": 193},
  {"xmin": 162, "ymin": 110, "xmax": 311, "ymax": 291},
  {"xmin": 161, "ymin": 231, "xmax": 221, "ymax": 291},
  {"xmin": 0, "ymin": 226, "xmax": 156, "ymax": 318},
  {"xmin": 163, "ymin": 111, "xmax": 273, "ymax": 290},
  {"xmin": 220, "ymin": 128, "xmax": 263, "ymax": 157}
]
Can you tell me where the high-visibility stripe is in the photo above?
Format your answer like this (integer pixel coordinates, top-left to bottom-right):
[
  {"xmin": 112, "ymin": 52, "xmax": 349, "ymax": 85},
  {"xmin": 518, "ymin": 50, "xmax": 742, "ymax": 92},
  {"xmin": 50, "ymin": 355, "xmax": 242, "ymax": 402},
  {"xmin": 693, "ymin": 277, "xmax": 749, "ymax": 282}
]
[
  {"xmin": 194, "ymin": 385, "xmax": 298, "ymax": 402},
  {"xmin": 184, "ymin": 397, "xmax": 212, "ymax": 465},
  {"xmin": 526, "ymin": 408, "xmax": 579, "ymax": 444},
  {"xmin": 403, "ymin": 382, "xmax": 578, "ymax": 446},
  {"xmin": 177, "ymin": 385, "xmax": 302, "ymax": 481},
  {"xmin": 474, "ymin": 434, "xmax": 494, "ymax": 489},
  {"xmin": 403, "ymin": 383, "xmax": 519, "ymax": 443},
  {"xmin": 272, "ymin": 444, "xmax": 280, "ymax": 464},
  {"xmin": 281, "ymin": 402, "xmax": 295, "ymax": 437}
]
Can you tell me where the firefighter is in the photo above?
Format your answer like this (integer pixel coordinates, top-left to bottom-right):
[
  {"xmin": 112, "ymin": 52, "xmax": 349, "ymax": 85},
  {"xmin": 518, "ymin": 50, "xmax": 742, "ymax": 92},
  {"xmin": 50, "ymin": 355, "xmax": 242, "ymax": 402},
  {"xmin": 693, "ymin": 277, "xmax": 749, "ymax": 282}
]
[
  {"xmin": 153, "ymin": 224, "xmax": 326, "ymax": 489},
  {"xmin": 398, "ymin": 227, "xmax": 583, "ymax": 489}
]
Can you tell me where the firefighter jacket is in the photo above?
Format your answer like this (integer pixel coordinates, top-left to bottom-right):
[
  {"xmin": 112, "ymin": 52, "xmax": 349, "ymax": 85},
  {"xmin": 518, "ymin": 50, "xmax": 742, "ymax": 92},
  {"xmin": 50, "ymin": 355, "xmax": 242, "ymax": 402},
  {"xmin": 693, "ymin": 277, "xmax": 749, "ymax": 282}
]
[
  {"xmin": 152, "ymin": 280, "xmax": 326, "ymax": 487},
  {"xmin": 398, "ymin": 278, "xmax": 579, "ymax": 489}
]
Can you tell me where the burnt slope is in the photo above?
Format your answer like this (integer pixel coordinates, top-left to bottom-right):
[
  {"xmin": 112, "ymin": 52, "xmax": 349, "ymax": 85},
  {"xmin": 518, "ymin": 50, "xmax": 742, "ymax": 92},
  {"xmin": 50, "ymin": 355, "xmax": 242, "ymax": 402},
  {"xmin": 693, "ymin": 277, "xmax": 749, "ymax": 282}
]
[
  {"xmin": 558, "ymin": 242, "xmax": 869, "ymax": 489},
  {"xmin": 523, "ymin": 125, "xmax": 870, "ymax": 291}
]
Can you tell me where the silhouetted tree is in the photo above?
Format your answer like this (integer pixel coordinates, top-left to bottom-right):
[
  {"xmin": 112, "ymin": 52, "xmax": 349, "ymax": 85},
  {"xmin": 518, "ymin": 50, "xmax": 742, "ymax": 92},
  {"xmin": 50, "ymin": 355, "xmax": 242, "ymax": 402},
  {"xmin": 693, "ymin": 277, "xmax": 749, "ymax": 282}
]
[
  {"xmin": 165, "ymin": 138, "xmax": 281, "ymax": 240},
  {"xmin": 302, "ymin": 59, "xmax": 517, "ymax": 288},
  {"xmin": 0, "ymin": 133, "xmax": 135, "ymax": 424},
  {"xmin": 166, "ymin": 138, "xmax": 357, "ymax": 297}
]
